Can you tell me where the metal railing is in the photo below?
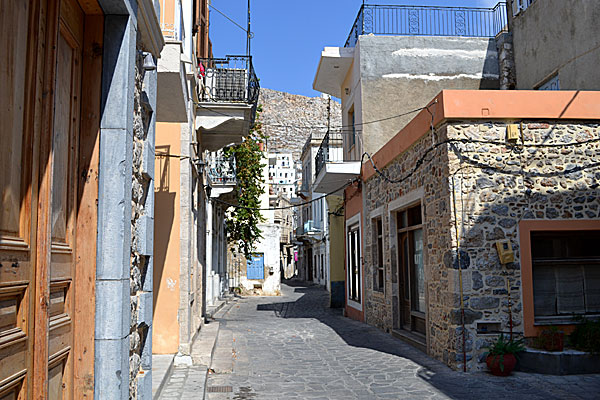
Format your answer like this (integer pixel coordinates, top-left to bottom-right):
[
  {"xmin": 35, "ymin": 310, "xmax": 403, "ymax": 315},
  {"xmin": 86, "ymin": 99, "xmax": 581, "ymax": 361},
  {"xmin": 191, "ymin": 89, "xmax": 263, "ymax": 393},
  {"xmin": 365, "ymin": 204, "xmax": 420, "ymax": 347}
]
[
  {"xmin": 314, "ymin": 132, "xmax": 348, "ymax": 177},
  {"xmin": 345, "ymin": 2, "xmax": 507, "ymax": 47},
  {"xmin": 206, "ymin": 152, "xmax": 237, "ymax": 186},
  {"xmin": 296, "ymin": 220, "xmax": 322, "ymax": 237},
  {"xmin": 197, "ymin": 56, "xmax": 259, "ymax": 104}
]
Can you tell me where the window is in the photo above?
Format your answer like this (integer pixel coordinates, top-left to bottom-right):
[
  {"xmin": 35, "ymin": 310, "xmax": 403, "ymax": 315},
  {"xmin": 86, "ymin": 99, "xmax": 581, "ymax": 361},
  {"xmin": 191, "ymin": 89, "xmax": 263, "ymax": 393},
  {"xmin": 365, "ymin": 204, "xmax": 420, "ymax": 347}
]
[
  {"xmin": 348, "ymin": 108, "xmax": 356, "ymax": 149},
  {"xmin": 512, "ymin": 0, "xmax": 535, "ymax": 16},
  {"xmin": 348, "ymin": 223, "xmax": 361, "ymax": 303},
  {"xmin": 373, "ymin": 217, "xmax": 384, "ymax": 292},
  {"xmin": 532, "ymin": 231, "xmax": 600, "ymax": 321}
]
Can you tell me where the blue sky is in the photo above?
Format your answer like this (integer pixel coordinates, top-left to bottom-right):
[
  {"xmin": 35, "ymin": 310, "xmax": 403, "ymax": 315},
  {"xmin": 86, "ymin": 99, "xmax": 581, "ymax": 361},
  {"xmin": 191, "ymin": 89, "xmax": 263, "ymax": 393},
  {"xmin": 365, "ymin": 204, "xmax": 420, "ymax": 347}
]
[{"xmin": 209, "ymin": 0, "xmax": 502, "ymax": 98}]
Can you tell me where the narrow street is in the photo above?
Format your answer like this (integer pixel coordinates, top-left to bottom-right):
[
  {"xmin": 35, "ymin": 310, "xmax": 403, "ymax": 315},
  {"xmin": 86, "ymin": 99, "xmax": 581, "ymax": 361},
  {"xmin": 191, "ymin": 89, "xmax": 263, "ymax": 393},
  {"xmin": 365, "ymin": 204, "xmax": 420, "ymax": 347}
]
[{"xmin": 159, "ymin": 283, "xmax": 600, "ymax": 400}]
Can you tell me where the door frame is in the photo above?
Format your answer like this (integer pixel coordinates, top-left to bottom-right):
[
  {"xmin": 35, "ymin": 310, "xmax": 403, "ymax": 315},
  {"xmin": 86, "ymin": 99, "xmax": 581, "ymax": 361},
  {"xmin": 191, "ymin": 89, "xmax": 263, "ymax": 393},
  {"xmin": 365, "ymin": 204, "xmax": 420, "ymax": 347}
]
[
  {"xmin": 345, "ymin": 212, "xmax": 362, "ymax": 311},
  {"xmin": 387, "ymin": 189, "xmax": 429, "ymax": 346}
]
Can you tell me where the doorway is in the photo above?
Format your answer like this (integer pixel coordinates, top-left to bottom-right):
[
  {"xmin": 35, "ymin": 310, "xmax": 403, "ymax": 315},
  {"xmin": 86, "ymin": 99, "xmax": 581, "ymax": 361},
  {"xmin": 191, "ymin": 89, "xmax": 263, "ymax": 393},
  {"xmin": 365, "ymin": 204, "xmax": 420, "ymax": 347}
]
[{"xmin": 396, "ymin": 204, "xmax": 426, "ymax": 336}]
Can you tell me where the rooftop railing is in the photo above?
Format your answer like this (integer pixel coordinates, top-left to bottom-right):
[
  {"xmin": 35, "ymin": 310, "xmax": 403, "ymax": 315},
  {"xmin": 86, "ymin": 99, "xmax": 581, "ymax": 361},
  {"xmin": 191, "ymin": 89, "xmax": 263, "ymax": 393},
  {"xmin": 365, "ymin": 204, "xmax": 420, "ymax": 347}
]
[{"xmin": 345, "ymin": 2, "xmax": 507, "ymax": 47}]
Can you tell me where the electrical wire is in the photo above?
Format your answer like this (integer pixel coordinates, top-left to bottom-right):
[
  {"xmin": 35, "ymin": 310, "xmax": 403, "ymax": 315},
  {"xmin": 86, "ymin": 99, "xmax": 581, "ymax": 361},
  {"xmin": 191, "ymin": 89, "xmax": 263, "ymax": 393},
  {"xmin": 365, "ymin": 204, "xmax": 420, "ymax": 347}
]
[
  {"xmin": 209, "ymin": 3, "xmax": 250, "ymax": 34},
  {"xmin": 211, "ymin": 178, "xmax": 359, "ymax": 211},
  {"xmin": 195, "ymin": 102, "xmax": 427, "ymax": 131}
]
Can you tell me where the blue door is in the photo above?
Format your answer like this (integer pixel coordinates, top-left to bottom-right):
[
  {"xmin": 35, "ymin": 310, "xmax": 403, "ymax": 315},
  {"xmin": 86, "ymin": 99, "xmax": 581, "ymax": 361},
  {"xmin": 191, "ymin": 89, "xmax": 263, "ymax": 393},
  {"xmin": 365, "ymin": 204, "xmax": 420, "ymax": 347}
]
[{"xmin": 247, "ymin": 254, "xmax": 264, "ymax": 280}]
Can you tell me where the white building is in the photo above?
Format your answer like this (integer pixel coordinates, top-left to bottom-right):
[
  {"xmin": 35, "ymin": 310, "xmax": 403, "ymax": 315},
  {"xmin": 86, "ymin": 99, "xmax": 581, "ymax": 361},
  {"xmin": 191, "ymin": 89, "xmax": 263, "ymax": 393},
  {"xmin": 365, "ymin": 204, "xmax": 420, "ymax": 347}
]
[{"xmin": 268, "ymin": 153, "xmax": 296, "ymax": 198}]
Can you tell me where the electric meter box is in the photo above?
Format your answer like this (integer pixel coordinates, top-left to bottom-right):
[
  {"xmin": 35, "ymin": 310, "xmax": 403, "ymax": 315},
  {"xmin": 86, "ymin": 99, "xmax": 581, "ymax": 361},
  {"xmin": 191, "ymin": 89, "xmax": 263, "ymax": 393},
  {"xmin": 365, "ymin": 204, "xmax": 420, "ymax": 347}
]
[
  {"xmin": 506, "ymin": 124, "xmax": 520, "ymax": 141},
  {"xmin": 496, "ymin": 239, "xmax": 515, "ymax": 264}
]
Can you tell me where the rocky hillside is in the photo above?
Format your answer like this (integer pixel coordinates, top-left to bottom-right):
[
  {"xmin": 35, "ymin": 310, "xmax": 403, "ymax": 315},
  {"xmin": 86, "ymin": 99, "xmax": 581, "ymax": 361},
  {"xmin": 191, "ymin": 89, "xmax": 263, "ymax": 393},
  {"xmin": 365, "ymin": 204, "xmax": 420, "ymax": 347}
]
[{"xmin": 258, "ymin": 88, "xmax": 342, "ymax": 160}]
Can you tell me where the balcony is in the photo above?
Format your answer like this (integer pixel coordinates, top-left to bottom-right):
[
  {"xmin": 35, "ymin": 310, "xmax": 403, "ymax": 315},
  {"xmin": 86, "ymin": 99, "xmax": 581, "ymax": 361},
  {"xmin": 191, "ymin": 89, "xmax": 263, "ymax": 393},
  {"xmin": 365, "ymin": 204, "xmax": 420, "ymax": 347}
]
[
  {"xmin": 345, "ymin": 2, "xmax": 508, "ymax": 47},
  {"xmin": 313, "ymin": 132, "xmax": 361, "ymax": 195},
  {"xmin": 195, "ymin": 56, "xmax": 260, "ymax": 151},
  {"xmin": 295, "ymin": 220, "xmax": 322, "ymax": 240},
  {"xmin": 206, "ymin": 151, "xmax": 237, "ymax": 198}
]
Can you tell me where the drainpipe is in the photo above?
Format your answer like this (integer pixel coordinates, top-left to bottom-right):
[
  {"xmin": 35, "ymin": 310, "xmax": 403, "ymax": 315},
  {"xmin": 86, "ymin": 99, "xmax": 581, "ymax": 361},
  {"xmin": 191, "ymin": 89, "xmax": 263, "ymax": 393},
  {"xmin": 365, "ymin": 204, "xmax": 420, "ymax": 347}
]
[{"xmin": 451, "ymin": 175, "xmax": 467, "ymax": 372}]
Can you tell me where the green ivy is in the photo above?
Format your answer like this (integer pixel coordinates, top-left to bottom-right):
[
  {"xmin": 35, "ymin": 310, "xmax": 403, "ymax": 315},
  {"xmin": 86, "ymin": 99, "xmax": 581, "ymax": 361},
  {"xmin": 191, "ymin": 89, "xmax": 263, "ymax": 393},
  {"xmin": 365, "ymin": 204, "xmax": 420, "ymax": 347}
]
[{"xmin": 223, "ymin": 107, "xmax": 267, "ymax": 260}]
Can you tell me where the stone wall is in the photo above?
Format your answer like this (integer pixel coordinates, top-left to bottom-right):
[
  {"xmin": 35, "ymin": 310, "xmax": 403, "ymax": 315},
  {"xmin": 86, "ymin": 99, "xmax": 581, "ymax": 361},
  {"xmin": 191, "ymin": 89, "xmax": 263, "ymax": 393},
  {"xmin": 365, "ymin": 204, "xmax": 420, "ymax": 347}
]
[
  {"xmin": 363, "ymin": 119, "xmax": 600, "ymax": 371},
  {"xmin": 496, "ymin": 32, "xmax": 516, "ymax": 90},
  {"xmin": 129, "ymin": 49, "xmax": 155, "ymax": 399},
  {"xmin": 259, "ymin": 88, "xmax": 342, "ymax": 160}
]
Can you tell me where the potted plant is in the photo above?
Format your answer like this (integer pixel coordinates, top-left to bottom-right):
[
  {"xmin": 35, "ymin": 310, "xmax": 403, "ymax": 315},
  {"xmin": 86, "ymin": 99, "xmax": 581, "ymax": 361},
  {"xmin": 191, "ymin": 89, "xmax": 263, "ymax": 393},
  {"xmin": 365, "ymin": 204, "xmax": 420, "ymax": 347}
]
[
  {"xmin": 538, "ymin": 326, "xmax": 564, "ymax": 352},
  {"xmin": 485, "ymin": 334, "xmax": 525, "ymax": 376}
]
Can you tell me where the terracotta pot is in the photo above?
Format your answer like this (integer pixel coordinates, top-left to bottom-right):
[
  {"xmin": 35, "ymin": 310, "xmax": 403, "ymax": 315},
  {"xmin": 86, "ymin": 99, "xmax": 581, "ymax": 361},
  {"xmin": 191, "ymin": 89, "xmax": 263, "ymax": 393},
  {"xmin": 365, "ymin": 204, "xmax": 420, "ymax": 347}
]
[
  {"xmin": 541, "ymin": 331, "xmax": 564, "ymax": 352},
  {"xmin": 486, "ymin": 353, "xmax": 517, "ymax": 376}
]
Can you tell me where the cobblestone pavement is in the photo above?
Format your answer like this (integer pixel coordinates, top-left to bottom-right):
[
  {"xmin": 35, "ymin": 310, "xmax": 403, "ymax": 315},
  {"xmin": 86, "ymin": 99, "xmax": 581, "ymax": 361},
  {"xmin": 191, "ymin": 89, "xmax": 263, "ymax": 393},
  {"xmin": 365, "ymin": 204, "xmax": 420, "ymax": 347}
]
[{"xmin": 162, "ymin": 282, "xmax": 600, "ymax": 400}]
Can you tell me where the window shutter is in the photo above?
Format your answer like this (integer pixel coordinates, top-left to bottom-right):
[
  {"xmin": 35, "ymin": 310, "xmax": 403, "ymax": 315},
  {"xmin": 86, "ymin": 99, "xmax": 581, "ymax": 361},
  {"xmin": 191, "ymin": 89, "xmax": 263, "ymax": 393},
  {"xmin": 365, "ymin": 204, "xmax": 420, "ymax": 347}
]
[
  {"xmin": 533, "ymin": 265, "xmax": 557, "ymax": 316},
  {"xmin": 556, "ymin": 266, "xmax": 585, "ymax": 314},
  {"xmin": 584, "ymin": 265, "xmax": 600, "ymax": 313}
]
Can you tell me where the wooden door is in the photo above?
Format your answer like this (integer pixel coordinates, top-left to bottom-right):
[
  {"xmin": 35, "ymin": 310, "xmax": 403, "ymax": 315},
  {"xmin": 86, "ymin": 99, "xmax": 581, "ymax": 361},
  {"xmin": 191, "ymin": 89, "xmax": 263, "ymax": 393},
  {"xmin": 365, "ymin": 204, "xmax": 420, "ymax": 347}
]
[
  {"xmin": 0, "ymin": 0, "xmax": 88, "ymax": 398},
  {"xmin": 0, "ymin": 2, "xmax": 38, "ymax": 397},
  {"xmin": 47, "ymin": 0, "xmax": 85, "ymax": 398}
]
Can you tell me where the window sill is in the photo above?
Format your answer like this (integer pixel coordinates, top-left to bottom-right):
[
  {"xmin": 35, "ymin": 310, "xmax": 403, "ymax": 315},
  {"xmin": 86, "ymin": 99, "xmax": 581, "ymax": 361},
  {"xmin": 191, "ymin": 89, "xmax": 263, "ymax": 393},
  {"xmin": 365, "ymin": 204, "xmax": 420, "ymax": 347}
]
[{"xmin": 534, "ymin": 314, "xmax": 600, "ymax": 326}]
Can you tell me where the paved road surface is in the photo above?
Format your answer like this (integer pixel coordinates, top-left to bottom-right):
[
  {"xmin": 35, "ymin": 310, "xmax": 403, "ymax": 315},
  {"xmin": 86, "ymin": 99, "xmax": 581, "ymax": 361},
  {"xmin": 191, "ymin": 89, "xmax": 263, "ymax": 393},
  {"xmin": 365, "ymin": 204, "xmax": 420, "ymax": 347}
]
[{"xmin": 161, "ymin": 282, "xmax": 600, "ymax": 400}]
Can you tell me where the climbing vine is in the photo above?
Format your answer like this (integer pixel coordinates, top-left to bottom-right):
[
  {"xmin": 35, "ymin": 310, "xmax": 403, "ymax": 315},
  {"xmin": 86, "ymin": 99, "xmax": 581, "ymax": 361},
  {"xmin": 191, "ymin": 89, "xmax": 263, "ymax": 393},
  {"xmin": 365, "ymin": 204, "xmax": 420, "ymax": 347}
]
[{"xmin": 223, "ymin": 107, "xmax": 267, "ymax": 260}]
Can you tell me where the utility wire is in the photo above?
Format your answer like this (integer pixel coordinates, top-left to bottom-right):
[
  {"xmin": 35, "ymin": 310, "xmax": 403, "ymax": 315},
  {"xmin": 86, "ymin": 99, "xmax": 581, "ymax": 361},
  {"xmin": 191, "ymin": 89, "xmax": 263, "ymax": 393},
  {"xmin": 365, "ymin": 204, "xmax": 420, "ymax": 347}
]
[
  {"xmin": 209, "ymin": 3, "xmax": 250, "ymax": 34},
  {"xmin": 211, "ymin": 178, "xmax": 359, "ymax": 211},
  {"xmin": 195, "ymin": 102, "xmax": 427, "ymax": 131}
]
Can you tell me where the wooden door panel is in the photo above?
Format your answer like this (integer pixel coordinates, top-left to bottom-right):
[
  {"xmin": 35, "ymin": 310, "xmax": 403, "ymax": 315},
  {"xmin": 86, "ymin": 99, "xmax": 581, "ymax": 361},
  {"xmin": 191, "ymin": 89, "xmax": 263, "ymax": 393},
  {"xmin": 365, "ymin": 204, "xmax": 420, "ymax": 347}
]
[
  {"xmin": 0, "ymin": 2, "xmax": 36, "ymax": 399},
  {"xmin": 47, "ymin": 1, "xmax": 85, "ymax": 398}
]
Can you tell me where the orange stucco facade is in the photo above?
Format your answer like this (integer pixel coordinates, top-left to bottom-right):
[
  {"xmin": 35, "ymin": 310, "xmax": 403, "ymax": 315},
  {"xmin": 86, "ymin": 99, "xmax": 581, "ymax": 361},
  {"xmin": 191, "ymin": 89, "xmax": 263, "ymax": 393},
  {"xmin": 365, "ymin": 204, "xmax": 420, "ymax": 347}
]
[{"xmin": 153, "ymin": 122, "xmax": 182, "ymax": 354}]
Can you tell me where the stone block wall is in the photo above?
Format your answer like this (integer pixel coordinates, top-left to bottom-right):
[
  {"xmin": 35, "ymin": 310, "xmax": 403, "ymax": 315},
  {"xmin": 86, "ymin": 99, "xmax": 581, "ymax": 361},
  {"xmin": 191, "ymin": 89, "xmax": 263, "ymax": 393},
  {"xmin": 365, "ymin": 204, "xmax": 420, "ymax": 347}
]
[
  {"xmin": 363, "ymin": 119, "xmax": 600, "ymax": 371},
  {"xmin": 129, "ymin": 49, "xmax": 156, "ymax": 399}
]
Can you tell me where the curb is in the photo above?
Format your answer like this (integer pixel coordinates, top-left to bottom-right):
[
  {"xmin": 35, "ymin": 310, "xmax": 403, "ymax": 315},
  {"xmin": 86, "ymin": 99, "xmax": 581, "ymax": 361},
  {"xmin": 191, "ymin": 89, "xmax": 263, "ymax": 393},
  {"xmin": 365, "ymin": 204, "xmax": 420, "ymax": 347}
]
[
  {"xmin": 152, "ymin": 354, "xmax": 174, "ymax": 400},
  {"xmin": 202, "ymin": 297, "xmax": 237, "ymax": 400}
]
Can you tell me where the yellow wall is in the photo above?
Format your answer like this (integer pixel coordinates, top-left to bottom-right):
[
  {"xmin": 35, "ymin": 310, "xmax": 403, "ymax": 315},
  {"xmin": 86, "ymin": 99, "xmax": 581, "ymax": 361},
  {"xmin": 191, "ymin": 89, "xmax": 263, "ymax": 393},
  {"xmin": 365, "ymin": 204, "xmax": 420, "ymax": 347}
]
[
  {"xmin": 153, "ymin": 122, "xmax": 181, "ymax": 354},
  {"xmin": 327, "ymin": 196, "xmax": 346, "ymax": 282}
]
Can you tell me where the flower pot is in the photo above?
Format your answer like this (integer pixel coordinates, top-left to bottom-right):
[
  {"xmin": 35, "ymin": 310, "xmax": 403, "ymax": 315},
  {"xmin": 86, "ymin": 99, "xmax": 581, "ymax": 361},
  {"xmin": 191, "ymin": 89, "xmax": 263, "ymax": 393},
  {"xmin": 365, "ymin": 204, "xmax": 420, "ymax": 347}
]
[
  {"xmin": 541, "ymin": 331, "xmax": 564, "ymax": 352},
  {"xmin": 486, "ymin": 353, "xmax": 517, "ymax": 376}
]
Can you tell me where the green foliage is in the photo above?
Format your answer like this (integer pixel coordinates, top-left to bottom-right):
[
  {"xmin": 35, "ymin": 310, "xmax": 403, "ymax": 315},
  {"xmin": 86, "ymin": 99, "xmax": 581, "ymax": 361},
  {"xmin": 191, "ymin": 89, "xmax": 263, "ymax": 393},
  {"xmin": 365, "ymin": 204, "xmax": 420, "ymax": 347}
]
[
  {"xmin": 487, "ymin": 334, "xmax": 526, "ymax": 355},
  {"xmin": 569, "ymin": 317, "xmax": 600, "ymax": 354},
  {"xmin": 486, "ymin": 334, "xmax": 525, "ymax": 372},
  {"xmin": 224, "ymin": 107, "xmax": 267, "ymax": 259}
]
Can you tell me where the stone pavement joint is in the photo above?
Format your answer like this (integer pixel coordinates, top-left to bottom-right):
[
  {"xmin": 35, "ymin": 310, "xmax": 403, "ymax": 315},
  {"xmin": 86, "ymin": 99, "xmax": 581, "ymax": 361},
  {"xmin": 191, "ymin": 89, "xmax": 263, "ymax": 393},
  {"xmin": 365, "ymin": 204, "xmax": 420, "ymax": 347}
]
[{"xmin": 161, "ymin": 281, "xmax": 600, "ymax": 400}]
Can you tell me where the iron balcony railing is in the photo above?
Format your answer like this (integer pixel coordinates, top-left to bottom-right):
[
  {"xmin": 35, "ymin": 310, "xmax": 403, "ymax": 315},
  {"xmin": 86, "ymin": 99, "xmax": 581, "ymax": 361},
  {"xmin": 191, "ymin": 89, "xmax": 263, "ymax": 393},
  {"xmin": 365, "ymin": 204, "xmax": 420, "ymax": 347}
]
[
  {"xmin": 197, "ymin": 55, "xmax": 260, "ymax": 107},
  {"xmin": 315, "ymin": 132, "xmax": 350, "ymax": 177},
  {"xmin": 206, "ymin": 152, "xmax": 237, "ymax": 186},
  {"xmin": 295, "ymin": 220, "xmax": 322, "ymax": 238},
  {"xmin": 345, "ymin": 2, "xmax": 508, "ymax": 47}
]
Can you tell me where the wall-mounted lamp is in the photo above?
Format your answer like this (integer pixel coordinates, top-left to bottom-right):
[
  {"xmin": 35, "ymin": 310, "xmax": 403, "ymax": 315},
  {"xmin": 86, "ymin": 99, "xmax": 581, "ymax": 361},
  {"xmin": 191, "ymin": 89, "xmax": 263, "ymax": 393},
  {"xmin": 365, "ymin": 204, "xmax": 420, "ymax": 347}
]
[
  {"xmin": 193, "ymin": 158, "xmax": 206, "ymax": 173},
  {"xmin": 143, "ymin": 52, "xmax": 157, "ymax": 71}
]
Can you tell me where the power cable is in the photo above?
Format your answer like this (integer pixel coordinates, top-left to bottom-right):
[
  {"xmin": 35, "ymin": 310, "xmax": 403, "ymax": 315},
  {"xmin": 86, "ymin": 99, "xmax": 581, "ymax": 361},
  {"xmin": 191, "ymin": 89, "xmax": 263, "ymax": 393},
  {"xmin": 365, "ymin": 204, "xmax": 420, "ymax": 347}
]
[
  {"xmin": 209, "ymin": 2, "xmax": 251, "ymax": 34},
  {"xmin": 211, "ymin": 178, "xmax": 359, "ymax": 211},
  {"xmin": 195, "ymin": 102, "xmax": 427, "ymax": 131}
]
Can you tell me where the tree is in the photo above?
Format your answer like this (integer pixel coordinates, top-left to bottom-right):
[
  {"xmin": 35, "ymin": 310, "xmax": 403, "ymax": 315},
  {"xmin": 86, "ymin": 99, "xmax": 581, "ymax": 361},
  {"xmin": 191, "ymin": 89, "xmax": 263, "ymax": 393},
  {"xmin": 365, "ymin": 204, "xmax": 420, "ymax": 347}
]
[{"xmin": 223, "ymin": 107, "xmax": 266, "ymax": 260}]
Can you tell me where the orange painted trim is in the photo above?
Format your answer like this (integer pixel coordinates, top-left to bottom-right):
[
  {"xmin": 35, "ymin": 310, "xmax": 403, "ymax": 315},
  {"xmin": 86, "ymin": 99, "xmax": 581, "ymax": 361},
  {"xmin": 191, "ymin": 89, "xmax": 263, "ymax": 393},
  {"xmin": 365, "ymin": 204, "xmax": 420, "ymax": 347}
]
[
  {"xmin": 519, "ymin": 219, "xmax": 600, "ymax": 337},
  {"xmin": 362, "ymin": 90, "xmax": 600, "ymax": 181},
  {"xmin": 441, "ymin": 90, "xmax": 600, "ymax": 120}
]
